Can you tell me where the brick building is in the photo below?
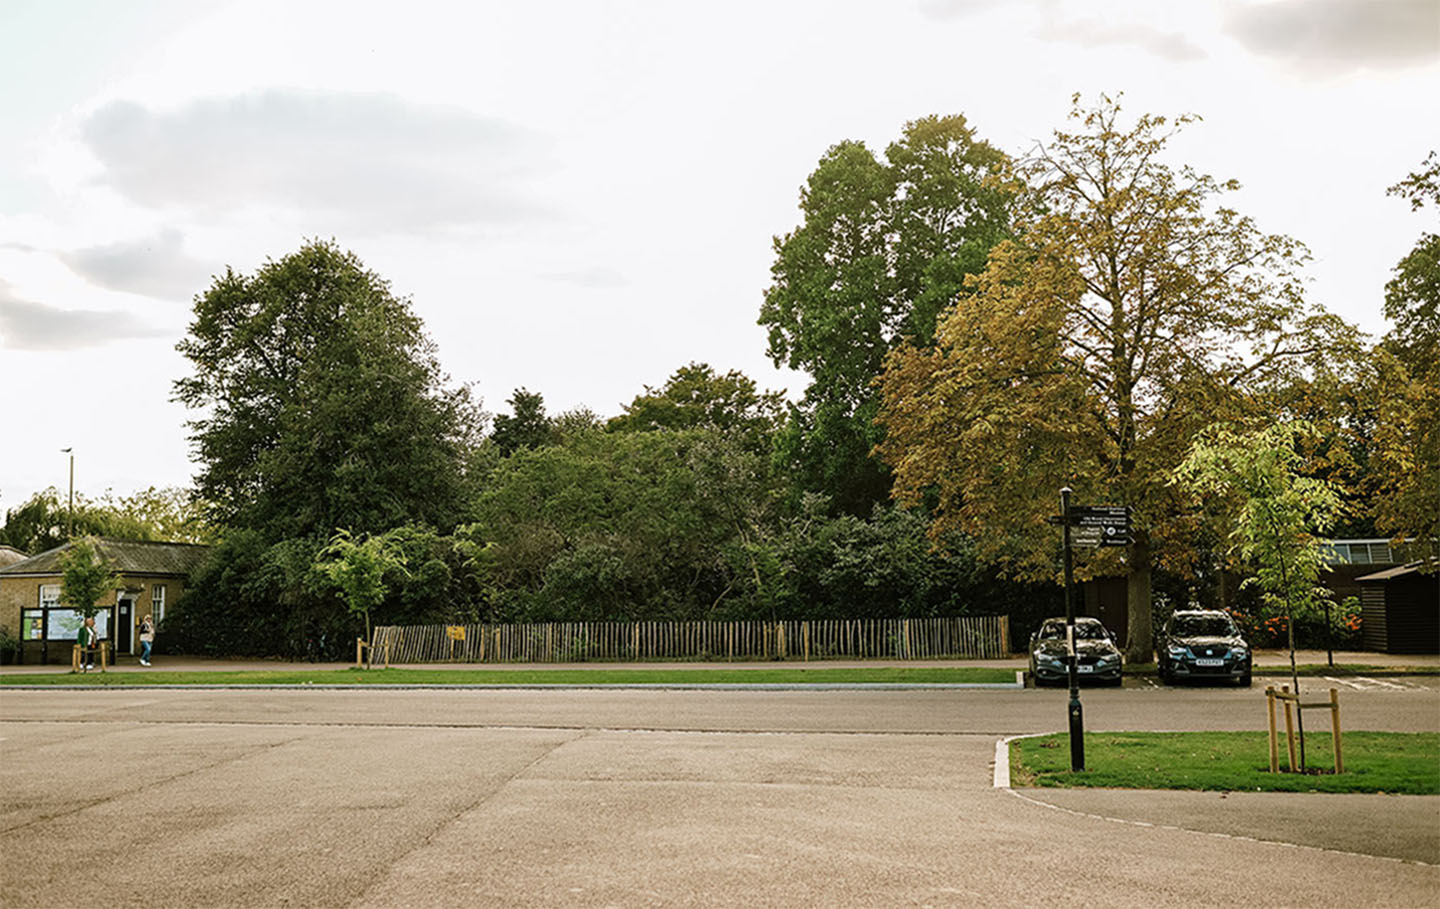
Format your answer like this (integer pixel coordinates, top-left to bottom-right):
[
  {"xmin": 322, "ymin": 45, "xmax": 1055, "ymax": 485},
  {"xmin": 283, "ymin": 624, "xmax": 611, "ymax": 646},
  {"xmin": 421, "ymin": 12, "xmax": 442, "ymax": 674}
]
[{"xmin": 0, "ymin": 539, "xmax": 209, "ymax": 664}]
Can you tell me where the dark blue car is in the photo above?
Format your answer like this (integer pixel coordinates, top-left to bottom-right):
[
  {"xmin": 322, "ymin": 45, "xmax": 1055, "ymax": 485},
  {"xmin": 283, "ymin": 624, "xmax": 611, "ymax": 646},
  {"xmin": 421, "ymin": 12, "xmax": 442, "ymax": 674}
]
[{"xmin": 1158, "ymin": 610, "xmax": 1252, "ymax": 687}]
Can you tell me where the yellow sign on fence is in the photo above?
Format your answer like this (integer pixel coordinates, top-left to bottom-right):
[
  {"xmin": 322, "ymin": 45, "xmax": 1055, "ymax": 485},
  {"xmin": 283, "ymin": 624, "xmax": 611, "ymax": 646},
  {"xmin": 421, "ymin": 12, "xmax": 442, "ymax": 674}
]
[{"xmin": 446, "ymin": 625, "xmax": 466, "ymax": 642}]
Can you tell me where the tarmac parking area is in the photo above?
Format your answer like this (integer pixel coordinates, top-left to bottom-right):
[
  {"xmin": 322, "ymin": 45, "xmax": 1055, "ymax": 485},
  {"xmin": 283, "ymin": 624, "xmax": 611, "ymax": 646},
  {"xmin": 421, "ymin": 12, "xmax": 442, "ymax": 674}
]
[{"xmin": 1, "ymin": 687, "xmax": 1436, "ymax": 907}]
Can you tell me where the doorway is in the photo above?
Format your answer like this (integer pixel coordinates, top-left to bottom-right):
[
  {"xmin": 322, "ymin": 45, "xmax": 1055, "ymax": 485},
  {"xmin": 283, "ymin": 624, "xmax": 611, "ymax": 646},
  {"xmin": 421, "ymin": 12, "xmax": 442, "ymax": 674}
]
[{"xmin": 116, "ymin": 594, "xmax": 134, "ymax": 655}]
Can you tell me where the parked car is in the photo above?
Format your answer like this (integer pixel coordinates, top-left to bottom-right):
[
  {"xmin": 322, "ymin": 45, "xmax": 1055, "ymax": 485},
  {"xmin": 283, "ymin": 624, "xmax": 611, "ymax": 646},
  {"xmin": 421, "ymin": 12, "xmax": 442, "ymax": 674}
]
[
  {"xmin": 1029, "ymin": 617, "xmax": 1123, "ymax": 686},
  {"xmin": 1157, "ymin": 609, "xmax": 1252, "ymax": 687}
]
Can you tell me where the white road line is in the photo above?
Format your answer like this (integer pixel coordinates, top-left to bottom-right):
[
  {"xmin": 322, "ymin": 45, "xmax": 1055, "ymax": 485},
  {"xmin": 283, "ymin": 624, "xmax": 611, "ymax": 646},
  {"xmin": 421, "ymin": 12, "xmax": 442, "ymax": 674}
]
[
  {"xmin": 1355, "ymin": 676, "xmax": 1408, "ymax": 690},
  {"xmin": 1323, "ymin": 676, "xmax": 1367, "ymax": 690}
]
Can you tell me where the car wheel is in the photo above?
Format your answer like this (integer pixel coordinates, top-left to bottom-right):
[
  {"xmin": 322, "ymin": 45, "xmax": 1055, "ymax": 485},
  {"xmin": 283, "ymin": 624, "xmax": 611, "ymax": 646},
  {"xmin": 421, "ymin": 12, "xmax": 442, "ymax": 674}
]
[{"xmin": 1238, "ymin": 672, "xmax": 1252, "ymax": 688}]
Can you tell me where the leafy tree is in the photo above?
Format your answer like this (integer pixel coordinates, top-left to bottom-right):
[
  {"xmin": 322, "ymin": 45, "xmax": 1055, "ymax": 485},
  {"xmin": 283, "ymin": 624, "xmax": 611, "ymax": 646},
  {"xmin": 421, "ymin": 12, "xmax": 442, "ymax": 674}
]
[
  {"xmin": 877, "ymin": 95, "xmax": 1355, "ymax": 661},
  {"xmin": 607, "ymin": 362, "xmax": 785, "ymax": 453},
  {"xmin": 59, "ymin": 537, "xmax": 119, "ymax": 619},
  {"xmin": 174, "ymin": 240, "xmax": 480, "ymax": 541},
  {"xmin": 490, "ymin": 388, "xmax": 554, "ymax": 456},
  {"xmin": 551, "ymin": 406, "xmax": 603, "ymax": 445},
  {"xmin": 0, "ymin": 486, "xmax": 212, "ymax": 553},
  {"xmin": 1174, "ymin": 422, "xmax": 1342, "ymax": 752},
  {"xmin": 759, "ymin": 115, "xmax": 1015, "ymax": 515},
  {"xmin": 314, "ymin": 529, "xmax": 409, "ymax": 660},
  {"xmin": 470, "ymin": 430, "xmax": 759, "ymax": 621},
  {"xmin": 1372, "ymin": 152, "xmax": 1439, "ymax": 557}
]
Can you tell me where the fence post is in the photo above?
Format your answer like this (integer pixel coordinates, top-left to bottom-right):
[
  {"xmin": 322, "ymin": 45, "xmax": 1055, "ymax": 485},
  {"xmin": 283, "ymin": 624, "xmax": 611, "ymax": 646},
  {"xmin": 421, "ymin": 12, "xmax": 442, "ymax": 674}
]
[
  {"xmin": 1329, "ymin": 688, "xmax": 1344, "ymax": 774},
  {"xmin": 1266, "ymin": 687, "xmax": 1279, "ymax": 773}
]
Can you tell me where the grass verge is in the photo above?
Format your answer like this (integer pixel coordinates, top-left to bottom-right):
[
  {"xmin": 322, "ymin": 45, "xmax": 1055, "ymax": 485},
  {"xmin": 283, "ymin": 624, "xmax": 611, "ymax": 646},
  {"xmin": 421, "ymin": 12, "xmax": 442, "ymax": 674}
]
[
  {"xmin": 0, "ymin": 665, "xmax": 1018, "ymax": 687},
  {"xmin": 1011, "ymin": 731, "xmax": 1440, "ymax": 795}
]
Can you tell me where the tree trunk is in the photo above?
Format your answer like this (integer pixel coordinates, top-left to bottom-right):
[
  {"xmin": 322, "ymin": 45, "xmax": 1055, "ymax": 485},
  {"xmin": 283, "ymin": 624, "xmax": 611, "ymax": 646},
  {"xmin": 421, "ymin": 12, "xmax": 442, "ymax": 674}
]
[{"xmin": 1125, "ymin": 529, "xmax": 1153, "ymax": 663}]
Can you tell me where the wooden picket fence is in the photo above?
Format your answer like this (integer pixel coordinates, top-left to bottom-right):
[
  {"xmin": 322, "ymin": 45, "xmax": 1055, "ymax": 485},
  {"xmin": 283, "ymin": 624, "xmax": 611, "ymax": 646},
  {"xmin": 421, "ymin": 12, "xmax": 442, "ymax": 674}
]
[{"xmin": 369, "ymin": 616, "xmax": 1009, "ymax": 666}]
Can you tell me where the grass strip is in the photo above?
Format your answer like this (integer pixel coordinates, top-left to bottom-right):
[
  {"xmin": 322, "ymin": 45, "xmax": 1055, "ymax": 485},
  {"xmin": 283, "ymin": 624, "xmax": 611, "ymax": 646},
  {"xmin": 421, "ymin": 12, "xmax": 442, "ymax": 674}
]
[
  {"xmin": 0, "ymin": 665, "xmax": 1018, "ymax": 687},
  {"xmin": 1011, "ymin": 731, "xmax": 1440, "ymax": 795}
]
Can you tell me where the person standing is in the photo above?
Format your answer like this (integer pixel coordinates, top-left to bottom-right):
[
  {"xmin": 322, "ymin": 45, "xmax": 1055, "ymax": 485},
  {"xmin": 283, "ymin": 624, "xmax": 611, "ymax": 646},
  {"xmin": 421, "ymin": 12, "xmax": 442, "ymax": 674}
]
[
  {"xmin": 139, "ymin": 615, "xmax": 155, "ymax": 667},
  {"xmin": 79, "ymin": 616, "xmax": 98, "ymax": 671}
]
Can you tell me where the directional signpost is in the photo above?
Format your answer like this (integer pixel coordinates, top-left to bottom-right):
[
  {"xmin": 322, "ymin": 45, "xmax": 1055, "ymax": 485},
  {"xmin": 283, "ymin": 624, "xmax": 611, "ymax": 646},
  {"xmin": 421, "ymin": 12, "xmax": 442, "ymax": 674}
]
[{"xmin": 1049, "ymin": 494, "xmax": 1132, "ymax": 771}]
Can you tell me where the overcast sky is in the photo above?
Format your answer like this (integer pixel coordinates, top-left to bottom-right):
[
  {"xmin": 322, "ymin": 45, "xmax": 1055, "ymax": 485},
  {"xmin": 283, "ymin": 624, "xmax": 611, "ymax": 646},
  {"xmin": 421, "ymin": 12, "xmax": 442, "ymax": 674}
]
[{"xmin": 2, "ymin": 0, "xmax": 1437, "ymax": 509}]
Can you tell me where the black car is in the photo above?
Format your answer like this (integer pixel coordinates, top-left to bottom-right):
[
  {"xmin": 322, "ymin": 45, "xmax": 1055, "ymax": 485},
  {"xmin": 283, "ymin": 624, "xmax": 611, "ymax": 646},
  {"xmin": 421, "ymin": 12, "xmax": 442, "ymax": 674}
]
[
  {"xmin": 1157, "ymin": 610, "xmax": 1252, "ymax": 686},
  {"xmin": 1029, "ymin": 617, "xmax": 1123, "ymax": 686}
]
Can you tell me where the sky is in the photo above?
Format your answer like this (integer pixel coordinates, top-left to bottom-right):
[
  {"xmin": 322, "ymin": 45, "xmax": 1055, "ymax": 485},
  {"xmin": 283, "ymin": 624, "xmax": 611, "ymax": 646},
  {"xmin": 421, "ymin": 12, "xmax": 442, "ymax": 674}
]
[{"xmin": 1, "ymin": 0, "xmax": 1437, "ymax": 508}]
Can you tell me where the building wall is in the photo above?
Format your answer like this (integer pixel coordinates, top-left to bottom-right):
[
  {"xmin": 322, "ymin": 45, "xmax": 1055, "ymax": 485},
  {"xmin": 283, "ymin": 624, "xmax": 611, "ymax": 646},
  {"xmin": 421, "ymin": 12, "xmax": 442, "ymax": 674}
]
[{"xmin": 0, "ymin": 574, "xmax": 188, "ymax": 664}]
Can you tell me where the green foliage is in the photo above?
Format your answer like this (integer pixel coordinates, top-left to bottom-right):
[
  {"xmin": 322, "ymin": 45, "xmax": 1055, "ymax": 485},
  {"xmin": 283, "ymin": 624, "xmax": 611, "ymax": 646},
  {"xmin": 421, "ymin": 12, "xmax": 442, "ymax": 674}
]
[
  {"xmin": 59, "ymin": 537, "xmax": 120, "ymax": 618},
  {"xmin": 0, "ymin": 486, "xmax": 212, "ymax": 553},
  {"xmin": 760, "ymin": 115, "xmax": 1015, "ymax": 515},
  {"xmin": 1174, "ymin": 422, "xmax": 1344, "ymax": 662},
  {"xmin": 174, "ymin": 240, "xmax": 480, "ymax": 541},
  {"xmin": 314, "ymin": 529, "xmax": 409, "ymax": 648},
  {"xmin": 491, "ymin": 388, "xmax": 554, "ymax": 456},
  {"xmin": 878, "ymin": 95, "xmax": 1358, "ymax": 661},
  {"xmin": 470, "ymin": 429, "xmax": 744, "ymax": 620},
  {"xmin": 607, "ymin": 362, "xmax": 784, "ymax": 453},
  {"xmin": 1372, "ymin": 152, "xmax": 1440, "ymax": 555}
]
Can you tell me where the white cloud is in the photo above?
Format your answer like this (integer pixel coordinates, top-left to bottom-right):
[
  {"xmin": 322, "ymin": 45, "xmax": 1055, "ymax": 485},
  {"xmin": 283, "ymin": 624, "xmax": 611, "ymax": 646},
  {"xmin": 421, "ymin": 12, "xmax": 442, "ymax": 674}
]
[
  {"xmin": 59, "ymin": 228, "xmax": 214, "ymax": 302},
  {"xmin": 0, "ymin": 281, "xmax": 168, "ymax": 351},
  {"xmin": 1225, "ymin": 0, "xmax": 1440, "ymax": 73},
  {"xmin": 1034, "ymin": 19, "xmax": 1207, "ymax": 62},
  {"xmin": 79, "ymin": 89, "xmax": 557, "ymax": 232}
]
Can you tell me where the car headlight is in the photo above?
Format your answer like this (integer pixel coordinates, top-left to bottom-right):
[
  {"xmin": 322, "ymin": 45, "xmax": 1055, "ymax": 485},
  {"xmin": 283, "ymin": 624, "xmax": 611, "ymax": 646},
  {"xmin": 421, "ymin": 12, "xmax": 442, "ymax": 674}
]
[
  {"xmin": 1167, "ymin": 645, "xmax": 1187, "ymax": 657},
  {"xmin": 1231, "ymin": 647, "xmax": 1248, "ymax": 658}
]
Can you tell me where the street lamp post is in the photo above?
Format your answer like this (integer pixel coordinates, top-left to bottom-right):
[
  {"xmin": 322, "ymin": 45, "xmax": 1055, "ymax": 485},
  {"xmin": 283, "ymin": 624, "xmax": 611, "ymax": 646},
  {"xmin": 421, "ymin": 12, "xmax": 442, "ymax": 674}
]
[{"xmin": 61, "ymin": 448, "xmax": 74, "ymax": 539}]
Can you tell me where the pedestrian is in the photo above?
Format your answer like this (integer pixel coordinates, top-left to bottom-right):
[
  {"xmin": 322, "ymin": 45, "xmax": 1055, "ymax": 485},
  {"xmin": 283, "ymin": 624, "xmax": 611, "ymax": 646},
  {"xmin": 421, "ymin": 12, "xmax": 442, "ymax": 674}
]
[
  {"xmin": 79, "ymin": 616, "xmax": 98, "ymax": 671},
  {"xmin": 139, "ymin": 614, "xmax": 155, "ymax": 666}
]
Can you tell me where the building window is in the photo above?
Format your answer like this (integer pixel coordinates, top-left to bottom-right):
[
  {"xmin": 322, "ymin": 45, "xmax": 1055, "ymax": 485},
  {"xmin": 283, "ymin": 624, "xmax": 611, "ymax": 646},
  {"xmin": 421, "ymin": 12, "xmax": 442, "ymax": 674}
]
[
  {"xmin": 40, "ymin": 584, "xmax": 60, "ymax": 608},
  {"xmin": 152, "ymin": 585, "xmax": 166, "ymax": 624}
]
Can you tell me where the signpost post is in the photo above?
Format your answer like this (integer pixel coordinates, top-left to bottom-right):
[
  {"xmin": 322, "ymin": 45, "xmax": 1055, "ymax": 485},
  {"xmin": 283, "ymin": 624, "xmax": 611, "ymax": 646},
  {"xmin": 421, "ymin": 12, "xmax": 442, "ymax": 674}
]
[
  {"xmin": 1060, "ymin": 488, "xmax": 1084, "ymax": 772},
  {"xmin": 1048, "ymin": 495, "xmax": 1131, "ymax": 773}
]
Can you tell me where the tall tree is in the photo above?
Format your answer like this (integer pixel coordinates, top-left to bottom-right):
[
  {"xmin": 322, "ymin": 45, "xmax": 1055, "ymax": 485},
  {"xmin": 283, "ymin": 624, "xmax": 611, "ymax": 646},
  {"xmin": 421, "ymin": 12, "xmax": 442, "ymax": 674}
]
[
  {"xmin": 759, "ymin": 115, "xmax": 1014, "ymax": 514},
  {"xmin": 1372, "ymin": 152, "xmax": 1439, "ymax": 556},
  {"xmin": 877, "ymin": 96, "xmax": 1355, "ymax": 661},
  {"xmin": 174, "ymin": 241, "xmax": 480, "ymax": 540},
  {"xmin": 490, "ymin": 388, "xmax": 554, "ymax": 456}
]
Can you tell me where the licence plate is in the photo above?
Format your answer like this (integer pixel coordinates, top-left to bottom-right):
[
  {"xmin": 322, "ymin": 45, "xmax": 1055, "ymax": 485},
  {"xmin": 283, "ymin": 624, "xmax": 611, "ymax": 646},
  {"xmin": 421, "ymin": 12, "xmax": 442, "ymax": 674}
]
[
  {"xmin": 1077, "ymin": 665, "xmax": 1095, "ymax": 673},
  {"xmin": 1195, "ymin": 658, "xmax": 1224, "ymax": 667}
]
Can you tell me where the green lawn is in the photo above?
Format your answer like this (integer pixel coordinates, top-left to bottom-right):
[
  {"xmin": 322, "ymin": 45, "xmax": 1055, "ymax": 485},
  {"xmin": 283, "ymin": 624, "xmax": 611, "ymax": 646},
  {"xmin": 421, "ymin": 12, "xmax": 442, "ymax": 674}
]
[
  {"xmin": 0, "ymin": 665, "xmax": 1019, "ymax": 687},
  {"xmin": 1011, "ymin": 731, "xmax": 1440, "ymax": 795}
]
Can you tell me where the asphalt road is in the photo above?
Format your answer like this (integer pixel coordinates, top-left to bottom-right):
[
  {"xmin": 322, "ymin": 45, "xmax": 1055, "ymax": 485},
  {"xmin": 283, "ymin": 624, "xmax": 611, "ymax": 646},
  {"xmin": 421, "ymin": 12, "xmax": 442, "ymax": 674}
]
[{"xmin": 2, "ymin": 683, "xmax": 1436, "ymax": 907}]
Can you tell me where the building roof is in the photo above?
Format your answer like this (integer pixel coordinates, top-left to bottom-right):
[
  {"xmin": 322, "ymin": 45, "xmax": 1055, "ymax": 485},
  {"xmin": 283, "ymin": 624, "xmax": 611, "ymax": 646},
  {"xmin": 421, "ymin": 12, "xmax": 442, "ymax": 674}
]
[
  {"xmin": 1355, "ymin": 560, "xmax": 1439, "ymax": 583},
  {"xmin": 0, "ymin": 538, "xmax": 211, "ymax": 579},
  {"xmin": 0, "ymin": 545, "xmax": 28, "ymax": 568}
]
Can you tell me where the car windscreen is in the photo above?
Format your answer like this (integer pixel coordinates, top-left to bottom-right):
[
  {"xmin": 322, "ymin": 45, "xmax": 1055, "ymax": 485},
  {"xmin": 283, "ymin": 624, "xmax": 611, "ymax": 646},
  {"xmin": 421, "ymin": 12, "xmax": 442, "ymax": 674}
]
[
  {"xmin": 1038, "ymin": 622, "xmax": 1107, "ymax": 640},
  {"xmin": 1171, "ymin": 616, "xmax": 1237, "ymax": 637}
]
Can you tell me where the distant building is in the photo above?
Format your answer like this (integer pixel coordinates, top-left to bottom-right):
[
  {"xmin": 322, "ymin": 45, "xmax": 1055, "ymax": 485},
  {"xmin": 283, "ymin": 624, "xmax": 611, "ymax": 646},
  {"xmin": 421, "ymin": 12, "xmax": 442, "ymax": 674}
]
[
  {"xmin": 1355, "ymin": 562, "xmax": 1439, "ymax": 655},
  {"xmin": 0, "ymin": 539, "xmax": 210, "ymax": 664}
]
